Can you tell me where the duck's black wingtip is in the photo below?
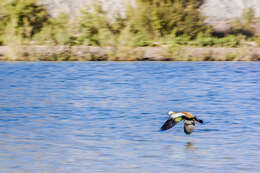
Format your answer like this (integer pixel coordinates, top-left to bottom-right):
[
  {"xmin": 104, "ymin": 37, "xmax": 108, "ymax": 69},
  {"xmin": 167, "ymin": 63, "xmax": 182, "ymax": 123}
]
[
  {"xmin": 160, "ymin": 126, "xmax": 167, "ymax": 131},
  {"xmin": 160, "ymin": 118, "xmax": 175, "ymax": 131}
]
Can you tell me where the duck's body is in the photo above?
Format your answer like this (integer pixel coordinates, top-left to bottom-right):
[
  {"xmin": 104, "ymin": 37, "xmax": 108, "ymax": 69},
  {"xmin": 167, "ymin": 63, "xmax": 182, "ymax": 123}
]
[
  {"xmin": 161, "ymin": 111, "xmax": 203, "ymax": 134},
  {"xmin": 184, "ymin": 119, "xmax": 195, "ymax": 134}
]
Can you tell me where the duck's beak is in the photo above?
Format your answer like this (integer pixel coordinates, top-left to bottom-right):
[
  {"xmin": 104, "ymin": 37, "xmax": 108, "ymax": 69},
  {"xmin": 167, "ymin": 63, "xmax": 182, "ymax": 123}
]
[
  {"xmin": 194, "ymin": 117, "xmax": 203, "ymax": 124},
  {"xmin": 198, "ymin": 119, "xmax": 203, "ymax": 124}
]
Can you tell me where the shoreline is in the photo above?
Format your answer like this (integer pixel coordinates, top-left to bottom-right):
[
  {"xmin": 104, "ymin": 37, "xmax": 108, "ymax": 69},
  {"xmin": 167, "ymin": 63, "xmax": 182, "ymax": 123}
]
[{"xmin": 0, "ymin": 46, "xmax": 260, "ymax": 61}]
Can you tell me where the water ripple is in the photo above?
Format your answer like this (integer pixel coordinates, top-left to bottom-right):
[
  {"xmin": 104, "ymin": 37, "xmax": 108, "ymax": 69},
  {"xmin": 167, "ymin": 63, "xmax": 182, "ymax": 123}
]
[{"xmin": 0, "ymin": 62, "xmax": 259, "ymax": 173}]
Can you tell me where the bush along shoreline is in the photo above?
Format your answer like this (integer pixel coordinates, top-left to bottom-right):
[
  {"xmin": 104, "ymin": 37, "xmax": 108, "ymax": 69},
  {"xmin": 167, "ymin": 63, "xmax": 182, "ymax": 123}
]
[{"xmin": 0, "ymin": 0, "xmax": 260, "ymax": 61}]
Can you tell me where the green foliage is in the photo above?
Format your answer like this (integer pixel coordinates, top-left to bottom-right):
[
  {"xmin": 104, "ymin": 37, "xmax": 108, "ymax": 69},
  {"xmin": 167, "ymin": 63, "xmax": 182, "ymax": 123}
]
[
  {"xmin": 133, "ymin": 32, "xmax": 151, "ymax": 46},
  {"xmin": 172, "ymin": 34, "xmax": 192, "ymax": 45},
  {"xmin": 127, "ymin": 0, "xmax": 209, "ymax": 39},
  {"xmin": 231, "ymin": 7, "xmax": 256, "ymax": 37},
  {"xmin": 215, "ymin": 35, "xmax": 240, "ymax": 47},
  {"xmin": 168, "ymin": 40, "xmax": 181, "ymax": 54},
  {"xmin": 76, "ymin": 3, "xmax": 125, "ymax": 46},
  {"xmin": 194, "ymin": 35, "xmax": 240, "ymax": 47},
  {"xmin": 195, "ymin": 37, "xmax": 215, "ymax": 47},
  {"xmin": 0, "ymin": 0, "xmax": 49, "ymax": 44},
  {"xmin": 0, "ymin": 0, "xmax": 258, "ymax": 54},
  {"xmin": 33, "ymin": 13, "xmax": 75, "ymax": 45},
  {"xmin": 77, "ymin": 4, "xmax": 104, "ymax": 45}
]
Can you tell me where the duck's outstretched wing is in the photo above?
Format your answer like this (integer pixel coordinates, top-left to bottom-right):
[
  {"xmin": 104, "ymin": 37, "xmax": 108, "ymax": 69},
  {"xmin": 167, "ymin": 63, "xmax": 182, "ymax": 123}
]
[{"xmin": 160, "ymin": 116, "xmax": 184, "ymax": 131}]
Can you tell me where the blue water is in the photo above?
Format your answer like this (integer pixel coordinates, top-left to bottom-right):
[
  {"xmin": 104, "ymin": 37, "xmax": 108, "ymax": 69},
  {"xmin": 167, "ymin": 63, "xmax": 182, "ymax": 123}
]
[{"xmin": 0, "ymin": 62, "xmax": 259, "ymax": 173}]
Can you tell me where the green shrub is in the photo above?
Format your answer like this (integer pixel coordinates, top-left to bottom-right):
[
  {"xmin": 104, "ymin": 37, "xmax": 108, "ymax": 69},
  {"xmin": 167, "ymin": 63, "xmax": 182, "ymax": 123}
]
[
  {"xmin": 195, "ymin": 37, "xmax": 215, "ymax": 46},
  {"xmin": 231, "ymin": 7, "xmax": 256, "ymax": 37},
  {"xmin": 214, "ymin": 35, "xmax": 240, "ymax": 47},
  {"xmin": 0, "ymin": 0, "xmax": 50, "ymax": 44},
  {"xmin": 127, "ymin": 0, "xmax": 209, "ymax": 40},
  {"xmin": 167, "ymin": 40, "xmax": 184, "ymax": 60},
  {"xmin": 33, "ymin": 13, "xmax": 76, "ymax": 45},
  {"xmin": 76, "ymin": 3, "xmax": 124, "ymax": 46},
  {"xmin": 133, "ymin": 32, "xmax": 151, "ymax": 46},
  {"xmin": 172, "ymin": 34, "xmax": 191, "ymax": 45},
  {"xmin": 0, "ymin": 0, "xmax": 250, "ymax": 50},
  {"xmin": 191, "ymin": 35, "xmax": 240, "ymax": 47}
]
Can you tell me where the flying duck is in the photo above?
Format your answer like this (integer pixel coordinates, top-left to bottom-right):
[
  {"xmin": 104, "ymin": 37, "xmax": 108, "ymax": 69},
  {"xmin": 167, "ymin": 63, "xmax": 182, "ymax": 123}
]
[{"xmin": 161, "ymin": 111, "xmax": 203, "ymax": 134}]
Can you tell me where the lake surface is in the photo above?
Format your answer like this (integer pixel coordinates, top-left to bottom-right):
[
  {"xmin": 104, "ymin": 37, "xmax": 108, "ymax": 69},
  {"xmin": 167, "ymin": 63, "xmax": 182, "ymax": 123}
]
[{"xmin": 0, "ymin": 62, "xmax": 259, "ymax": 173}]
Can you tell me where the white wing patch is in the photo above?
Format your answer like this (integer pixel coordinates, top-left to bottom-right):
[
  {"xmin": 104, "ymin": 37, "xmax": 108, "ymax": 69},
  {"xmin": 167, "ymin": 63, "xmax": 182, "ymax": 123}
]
[{"xmin": 170, "ymin": 112, "xmax": 185, "ymax": 119}]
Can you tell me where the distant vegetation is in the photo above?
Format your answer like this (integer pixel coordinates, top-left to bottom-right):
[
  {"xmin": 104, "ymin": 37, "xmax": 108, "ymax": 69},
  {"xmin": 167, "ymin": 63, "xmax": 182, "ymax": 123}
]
[
  {"xmin": 0, "ymin": 0, "xmax": 259, "ymax": 48},
  {"xmin": 0, "ymin": 0, "xmax": 49, "ymax": 45}
]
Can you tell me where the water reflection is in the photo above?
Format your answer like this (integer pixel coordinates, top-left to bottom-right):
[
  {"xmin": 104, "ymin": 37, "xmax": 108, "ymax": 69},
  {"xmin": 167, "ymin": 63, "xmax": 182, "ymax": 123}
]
[{"xmin": 185, "ymin": 142, "xmax": 196, "ymax": 150}]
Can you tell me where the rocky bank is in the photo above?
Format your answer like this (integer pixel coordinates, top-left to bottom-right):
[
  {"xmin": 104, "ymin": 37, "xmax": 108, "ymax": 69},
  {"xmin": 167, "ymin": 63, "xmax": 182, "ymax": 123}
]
[{"xmin": 1, "ymin": 46, "xmax": 260, "ymax": 61}]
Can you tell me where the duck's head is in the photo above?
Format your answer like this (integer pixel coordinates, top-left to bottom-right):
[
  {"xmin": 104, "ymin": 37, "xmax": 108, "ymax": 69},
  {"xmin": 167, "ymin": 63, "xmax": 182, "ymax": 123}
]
[
  {"xmin": 183, "ymin": 112, "xmax": 203, "ymax": 124},
  {"xmin": 168, "ymin": 111, "xmax": 176, "ymax": 115}
]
